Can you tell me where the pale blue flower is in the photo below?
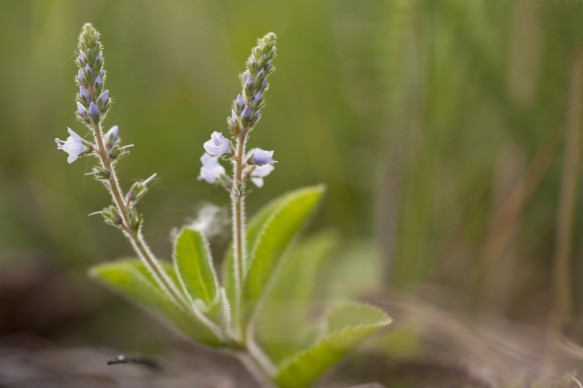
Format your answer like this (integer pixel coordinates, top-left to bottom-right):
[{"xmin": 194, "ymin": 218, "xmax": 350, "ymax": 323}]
[
  {"xmin": 198, "ymin": 153, "xmax": 226, "ymax": 184},
  {"xmin": 55, "ymin": 128, "xmax": 89, "ymax": 164},
  {"xmin": 246, "ymin": 164, "xmax": 274, "ymax": 188},
  {"xmin": 247, "ymin": 148, "xmax": 275, "ymax": 165},
  {"xmin": 203, "ymin": 131, "xmax": 231, "ymax": 157}
]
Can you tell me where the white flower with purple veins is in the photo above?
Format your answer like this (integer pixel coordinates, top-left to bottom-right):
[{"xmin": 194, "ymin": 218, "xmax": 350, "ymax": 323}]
[
  {"xmin": 203, "ymin": 131, "xmax": 231, "ymax": 157},
  {"xmin": 198, "ymin": 153, "xmax": 226, "ymax": 184},
  {"xmin": 55, "ymin": 128, "xmax": 90, "ymax": 164},
  {"xmin": 245, "ymin": 164, "xmax": 275, "ymax": 188},
  {"xmin": 247, "ymin": 148, "xmax": 276, "ymax": 166}
]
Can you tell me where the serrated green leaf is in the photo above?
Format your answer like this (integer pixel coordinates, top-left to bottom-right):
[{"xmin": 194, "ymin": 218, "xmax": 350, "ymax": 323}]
[
  {"xmin": 243, "ymin": 186, "xmax": 325, "ymax": 326},
  {"xmin": 174, "ymin": 227, "xmax": 218, "ymax": 307},
  {"xmin": 89, "ymin": 258, "xmax": 223, "ymax": 346},
  {"xmin": 274, "ymin": 303, "xmax": 392, "ymax": 388},
  {"xmin": 257, "ymin": 231, "xmax": 337, "ymax": 363}
]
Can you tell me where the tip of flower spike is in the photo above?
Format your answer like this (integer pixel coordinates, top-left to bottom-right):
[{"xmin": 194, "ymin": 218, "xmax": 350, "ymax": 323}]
[
  {"xmin": 81, "ymin": 23, "xmax": 98, "ymax": 36},
  {"xmin": 263, "ymin": 32, "xmax": 277, "ymax": 42}
]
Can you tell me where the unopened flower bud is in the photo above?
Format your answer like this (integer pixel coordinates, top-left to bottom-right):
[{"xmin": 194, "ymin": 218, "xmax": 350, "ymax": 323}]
[
  {"xmin": 77, "ymin": 101, "xmax": 87, "ymax": 117},
  {"xmin": 236, "ymin": 94, "xmax": 245, "ymax": 111},
  {"xmin": 80, "ymin": 86, "xmax": 90, "ymax": 101},
  {"xmin": 86, "ymin": 166, "xmax": 111, "ymax": 180},
  {"xmin": 99, "ymin": 90, "xmax": 109, "ymax": 104},
  {"xmin": 99, "ymin": 205, "xmax": 123, "ymax": 227},
  {"xmin": 253, "ymin": 91, "xmax": 262, "ymax": 106},
  {"xmin": 89, "ymin": 102, "xmax": 99, "ymax": 118},
  {"xmin": 125, "ymin": 173, "xmax": 157, "ymax": 206},
  {"xmin": 128, "ymin": 208, "xmax": 143, "ymax": 232},
  {"xmin": 105, "ymin": 125, "xmax": 119, "ymax": 149}
]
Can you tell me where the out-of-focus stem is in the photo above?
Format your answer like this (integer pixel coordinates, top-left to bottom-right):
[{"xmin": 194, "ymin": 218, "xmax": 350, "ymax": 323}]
[{"xmin": 549, "ymin": 48, "xmax": 582, "ymax": 351}]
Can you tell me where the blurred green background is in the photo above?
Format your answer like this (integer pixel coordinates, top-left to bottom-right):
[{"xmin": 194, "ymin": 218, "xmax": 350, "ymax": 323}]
[{"xmin": 1, "ymin": 0, "xmax": 582, "ymax": 382}]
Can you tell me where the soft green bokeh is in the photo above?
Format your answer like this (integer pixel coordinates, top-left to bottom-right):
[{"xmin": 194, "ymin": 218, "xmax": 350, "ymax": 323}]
[{"xmin": 1, "ymin": 0, "xmax": 582, "ymax": 345}]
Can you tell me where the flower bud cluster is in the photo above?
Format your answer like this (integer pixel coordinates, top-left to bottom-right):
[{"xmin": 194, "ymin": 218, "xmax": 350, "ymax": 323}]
[
  {"xmin": 199, "ymin": 33, "xmax": 278, "ymax": 190},
  {"xmin": 57, "ymin": 24, "xmax": 152, "ymax": 234},
  {"xmin": 228, "ymin": 33, "xmax": 277, "ymax": 136},
  {"xmin": 75, "ymin": 23, "xmax": 110, "ymax": 125}
]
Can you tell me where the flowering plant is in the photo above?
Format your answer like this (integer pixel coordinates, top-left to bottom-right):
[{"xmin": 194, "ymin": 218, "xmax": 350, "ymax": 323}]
[{"xmin": 57, "ymin": 23, "xmax": 391, "ymax": 387}]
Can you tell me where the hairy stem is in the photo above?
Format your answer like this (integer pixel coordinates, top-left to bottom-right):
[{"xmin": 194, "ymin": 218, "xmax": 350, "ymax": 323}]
[
  {"xmin": 91, "ymin": 123, "xmax": 188, "ymax": 311},
  {"xmin": 232, "ymin": 131, "xmax": 248, "ymax": 340}
]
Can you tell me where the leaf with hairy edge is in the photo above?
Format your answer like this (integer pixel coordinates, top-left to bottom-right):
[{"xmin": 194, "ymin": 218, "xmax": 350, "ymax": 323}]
[
  {"xmin": 205, "ymin": 287, "xmax": 231, "ymax": 333},
  {"xmin": 274, "ymin": 303, "xmax": 392, "ymax": 388},
  {"xmin": 89, "ymin": 258, "xmax": 223, "ymax": 346},
  {"xmin": 257, "ymin": 231, "xmax": 338, "ymax": 363},
  {"xmin": 174, "ymin": 227, "xmax": 218, "ymax": 307},
  {"xmin": 243, "ymin": 185, "xmax": 325, "ymax": 326}
]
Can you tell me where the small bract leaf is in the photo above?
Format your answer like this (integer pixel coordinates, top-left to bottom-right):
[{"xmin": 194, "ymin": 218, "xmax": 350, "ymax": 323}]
[
  {"xmin": 243, "ymin": 185, "xmax": 325, "ymax": 326},
  {"xmin": 89, "ymin": 258, "xmax": 223, "ymax": 346},
  {"xmin": 174, "ymin": 227, "xmax": 219, "ymax": 307},
  {"xmin": 274, "ymin": 303, "xmax": 391, "ymax": 388}
]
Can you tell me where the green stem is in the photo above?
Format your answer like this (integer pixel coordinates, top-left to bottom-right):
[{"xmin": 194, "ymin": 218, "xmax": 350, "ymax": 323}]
[{"xmin": 231, "ymin": 131, "xmax": 248, "ymax": 340}]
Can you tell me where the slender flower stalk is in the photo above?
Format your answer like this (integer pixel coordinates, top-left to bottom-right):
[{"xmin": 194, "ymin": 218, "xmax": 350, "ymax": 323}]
[
  {"xmin": 197, "ymin": 33, "xmax": 277, "ymax": 341},
  {"xmin": 65, "ymin": 24, "xmax": 189, "ymax": 312}
]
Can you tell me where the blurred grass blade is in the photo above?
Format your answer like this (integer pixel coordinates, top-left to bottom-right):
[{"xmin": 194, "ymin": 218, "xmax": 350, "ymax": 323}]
[
  {"xmin": 274, "ymin": 303, "xmax": 391, "ymax": 388},
  {"xmin": 174, "ymin": 227, "xmax": 219, "ymax": 307},
  {"xmin": 89, "ymin": 258, "xmax": 222, "ymax": 346},
  {"xmin": 242, "ymin": 185, "xmax": 325, "ymax": 327}
]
